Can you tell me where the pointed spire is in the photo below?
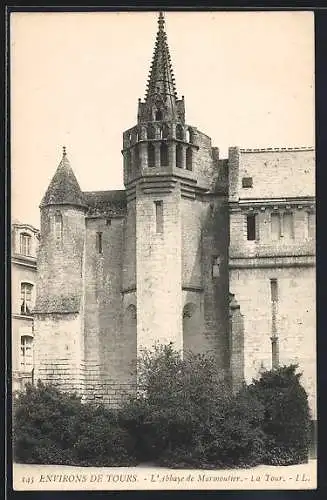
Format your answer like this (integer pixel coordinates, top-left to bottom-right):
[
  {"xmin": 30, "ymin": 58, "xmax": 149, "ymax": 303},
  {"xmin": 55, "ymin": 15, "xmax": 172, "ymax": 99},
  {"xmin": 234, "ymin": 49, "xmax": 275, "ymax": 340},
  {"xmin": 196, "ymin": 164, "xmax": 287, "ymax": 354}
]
[
  {"xmin": 145, "ymin": 11, "xmax": 178, "ymax": 103},
  {"xmin": 40, "ymin": 147, "xmax": 86, "ymax": 209}
]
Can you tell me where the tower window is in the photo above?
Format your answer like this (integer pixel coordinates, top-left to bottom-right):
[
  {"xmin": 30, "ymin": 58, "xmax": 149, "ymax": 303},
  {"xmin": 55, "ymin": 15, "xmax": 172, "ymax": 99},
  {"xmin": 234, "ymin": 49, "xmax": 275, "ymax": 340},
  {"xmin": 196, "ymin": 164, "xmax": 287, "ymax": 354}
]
[
  {"xmin": 212, "ymin": 256, "xmax": 220, "ymax": 278},
  {"xmin": 20, "ymin": 233, "xmax": 31, "ymax": 256},
  {"xmin": 147, "ymin": 124, "xmax": 156, "ymax": 140},
  {"xmin": 155, "ymin": 109, "xmax": 163, "ymax": 121},
  {"xmin": 242, "ymin": 177, "xmax": 253, "ymax": 188},
  {"xmin": 148, "ymin": 143, "xmax": 155, "ymax": 167},
  {"xmin": 134, "ymin": 144, "xmax": 141, "ymax": 169},
  {"xmin": 160, "ymin": 143, "xmax": 169, "ymax": 167},
  {"xmin": 155, "ymin": 200, "xmax": 164, "ymax": 233},
  {"xmin": 54, "ymin": 212, "xmax": 63, "ymax": 240},
  {"xmin": 270, "ymin": 278, "xmax": 278, "ymax": 302},
  {"xmin": 162, "ymin": 124, "xmax": 169, "ymax": 139},
  {"xmin": 20, "ymin": 335, "xmax": 33, "ymax": 370},
  {"xmin": 186, "ymin": 147, "xmax": 193, "ymax": 171},
  {"xmin": 246, "ymin": 214, "xmax": 257, "ymax": 241},
  {"xmin": 21, "ymin": 282, "xmax": 33, "ymax": 315},
  {"xmin": 176, "ymin": 124, "xmax": 184, "ymax": 140},
  {"xmin": 125, "ymin": 150, "xmax": 132, "ymax": 175},
  {"xmin": 96, "ymin": 232, "xmax": 103, "ymax": 254},
  {"xmin": 176, "ymin": 144, "xmax": 183, "ymax": 168}
]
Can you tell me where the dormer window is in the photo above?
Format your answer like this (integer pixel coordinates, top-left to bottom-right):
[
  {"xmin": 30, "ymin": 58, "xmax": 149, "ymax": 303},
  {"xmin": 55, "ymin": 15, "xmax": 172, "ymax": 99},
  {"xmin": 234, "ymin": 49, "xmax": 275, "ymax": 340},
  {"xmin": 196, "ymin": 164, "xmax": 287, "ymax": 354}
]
[{"xmin": 20, "ymin": 233, "xmax": 31, "ymax": 256}]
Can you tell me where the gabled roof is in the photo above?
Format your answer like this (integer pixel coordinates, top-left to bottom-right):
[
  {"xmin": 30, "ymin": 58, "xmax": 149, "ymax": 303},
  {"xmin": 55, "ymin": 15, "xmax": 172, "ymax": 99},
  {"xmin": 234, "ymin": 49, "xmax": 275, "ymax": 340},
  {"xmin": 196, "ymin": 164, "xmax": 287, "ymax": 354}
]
[{"xmin": 40, "ymin": 148, "xmax": 87, "ymax": 209}]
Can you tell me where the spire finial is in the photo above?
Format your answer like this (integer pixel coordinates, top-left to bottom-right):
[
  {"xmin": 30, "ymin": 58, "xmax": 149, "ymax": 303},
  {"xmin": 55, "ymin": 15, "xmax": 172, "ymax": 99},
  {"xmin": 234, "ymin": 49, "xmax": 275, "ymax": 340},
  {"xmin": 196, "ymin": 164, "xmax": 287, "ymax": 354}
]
[
  {"xmin": 62, "ymin": 145, "xmax": 66, "ymax": 157},
  {"xmin": 158, "ymin": 11, "xmax": 165, "ymax": 31}
]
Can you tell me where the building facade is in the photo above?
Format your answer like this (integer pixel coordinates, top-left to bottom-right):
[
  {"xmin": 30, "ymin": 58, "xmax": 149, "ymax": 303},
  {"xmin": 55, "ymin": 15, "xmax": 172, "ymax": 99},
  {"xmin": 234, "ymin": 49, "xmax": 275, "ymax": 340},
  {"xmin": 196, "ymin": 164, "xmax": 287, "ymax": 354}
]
[
  {"xmin": 33, "ymin": 13, "xmax": 316, "ymax": 417},
  {"xmin": 12, "ymin": 222, "xmax": 39, "ymax": 391}
]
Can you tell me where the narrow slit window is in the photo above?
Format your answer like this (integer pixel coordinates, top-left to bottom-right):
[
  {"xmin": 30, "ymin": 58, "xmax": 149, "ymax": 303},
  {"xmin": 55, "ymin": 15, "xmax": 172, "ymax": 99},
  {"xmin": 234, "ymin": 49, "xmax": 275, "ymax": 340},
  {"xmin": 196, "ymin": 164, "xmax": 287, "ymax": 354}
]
[
  {"xmin": 246, "ymin": 214, "xmax": 257, "ymax": 241},
  {"xmin": 148, "ymin": 143, "xmax": 155, "ymax": 167},
  {"xmin": 54, "ymin": 212, "xmax": 63, "ymax": 241},
  {"xmin": 176, "ymin": 144, "xmax": 183, "ymax": 168},
  {"xmin": 96, "ymin": 232, "xmax": 103, "ymax": 254},
  {"xmin": 160, "ymin": 143, "xmax": 169, "ymax": 167},
  {"xmin": 186, "ymin": 147, "xmax": 193, "ymax": 171},
  {"xmin": 270, "ymin": 278, "xmax": 278, "ymax": 303},
  {"xmin": 212, "ymin": 256, "xmax": 220, "ymax": 278},
  {"xmin": 155, "ymin": 201, "xmax": 163, "ymax": 233}
]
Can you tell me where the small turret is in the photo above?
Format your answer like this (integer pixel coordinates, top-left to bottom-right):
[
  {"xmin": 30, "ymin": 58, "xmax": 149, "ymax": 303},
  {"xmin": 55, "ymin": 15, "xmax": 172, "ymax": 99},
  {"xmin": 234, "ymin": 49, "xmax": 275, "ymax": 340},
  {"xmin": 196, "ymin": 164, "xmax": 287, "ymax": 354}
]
[{"xmin": 40, "ymin": 146, "xmax": 87, "ymax": 209}]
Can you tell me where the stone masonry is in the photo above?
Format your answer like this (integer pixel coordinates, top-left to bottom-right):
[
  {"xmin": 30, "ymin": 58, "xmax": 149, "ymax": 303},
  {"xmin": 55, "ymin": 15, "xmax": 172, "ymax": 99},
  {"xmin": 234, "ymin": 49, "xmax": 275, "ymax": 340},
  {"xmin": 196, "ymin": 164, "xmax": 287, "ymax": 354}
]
[{"xmin": 33, "ymin": 12, "xmax": 316, "ymax": 417}]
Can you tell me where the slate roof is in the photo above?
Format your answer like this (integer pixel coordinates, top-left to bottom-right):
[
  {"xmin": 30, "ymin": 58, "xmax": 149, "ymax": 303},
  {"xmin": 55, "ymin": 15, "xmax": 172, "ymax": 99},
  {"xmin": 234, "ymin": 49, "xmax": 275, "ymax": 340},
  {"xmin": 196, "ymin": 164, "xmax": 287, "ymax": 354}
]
[
  {"xmin": 84, "ymin": 190, "xmax": 127, "ymax": 217},
  {"xmin": 40, "ymin": 149, "xmax": 87, "ymax": 208}
]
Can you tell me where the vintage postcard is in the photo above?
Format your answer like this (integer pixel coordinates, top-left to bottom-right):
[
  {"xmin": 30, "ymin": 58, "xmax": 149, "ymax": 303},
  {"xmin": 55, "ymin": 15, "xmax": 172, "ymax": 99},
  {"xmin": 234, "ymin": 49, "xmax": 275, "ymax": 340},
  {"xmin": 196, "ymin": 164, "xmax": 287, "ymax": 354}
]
[{"xmin": 10, "ymin": 10, "xmax": 316, "ymax": 491}]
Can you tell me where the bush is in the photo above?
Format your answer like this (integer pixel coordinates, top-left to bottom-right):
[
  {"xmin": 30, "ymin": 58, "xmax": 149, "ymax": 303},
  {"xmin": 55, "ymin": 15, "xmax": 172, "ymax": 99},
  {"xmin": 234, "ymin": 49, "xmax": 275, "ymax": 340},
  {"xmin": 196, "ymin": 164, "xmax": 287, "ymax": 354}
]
[
  {"xmin": 13, "ymin": 352, "xmax": 311, "ymax": 469},
  {"xmin": 13, "ymin": 380, "xmax": 136, "ymax": 466},
  {"xmin": 248, "ymin": 364, "xmax": 311, "ymax": 465},
  {"xmin": 120, "ymin": 343, "xmax": 265, "ymax": 468}
]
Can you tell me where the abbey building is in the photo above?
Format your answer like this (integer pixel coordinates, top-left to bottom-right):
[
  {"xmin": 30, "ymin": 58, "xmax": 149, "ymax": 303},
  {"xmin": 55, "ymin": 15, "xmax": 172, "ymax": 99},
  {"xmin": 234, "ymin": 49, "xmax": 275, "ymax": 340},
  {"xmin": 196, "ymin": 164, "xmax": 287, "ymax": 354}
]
[{"xmin": 33, "ymin": 13, "xmax": 316, "ymax": 416}]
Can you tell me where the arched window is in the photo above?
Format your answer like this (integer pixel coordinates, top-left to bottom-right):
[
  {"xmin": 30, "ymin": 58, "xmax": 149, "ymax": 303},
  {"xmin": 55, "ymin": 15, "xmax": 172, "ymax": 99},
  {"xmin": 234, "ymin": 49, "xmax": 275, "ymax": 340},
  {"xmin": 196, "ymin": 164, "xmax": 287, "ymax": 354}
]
[
  {"xmin": 186, "ymin": 147, "xmax": 193, "ymax": 171},
  {"xmin": 20, "ymin": 233, "xmax": 31, "ymax": 256},
  {"xmin": 155, "ymin": 109, "xmax": 163, "ymax": 121},
  {"xmin": 21, "ymin": 282, "xmax": 33, "ymax": 315},
  {"xmin": 20, "ymin": 335, "xmax": 33, "ymax": 370},
  {"xmin": 176, "ymin": 124, "xmax": 184, "ymax": 140},
  {"xmin": 185, "ymin": 129, "xmax": 190, "ymax": 143},
  {"xmin": 54, "ymin": 212, "xmax": 63, "ymax": 240},
  {"xmin": 176, "ymin": 144, "xmax": 183, "ymax": 168},
  {"xmin": 148, "ymin": 143, "xmax": 155, "ymax": 168},
  {"xmin": 160, "ymin": 143, "xmax": 169, "ymax": 167},
  {"xmin": 147, "ymin": 124, "xmax": 156, "ymax": 140}
]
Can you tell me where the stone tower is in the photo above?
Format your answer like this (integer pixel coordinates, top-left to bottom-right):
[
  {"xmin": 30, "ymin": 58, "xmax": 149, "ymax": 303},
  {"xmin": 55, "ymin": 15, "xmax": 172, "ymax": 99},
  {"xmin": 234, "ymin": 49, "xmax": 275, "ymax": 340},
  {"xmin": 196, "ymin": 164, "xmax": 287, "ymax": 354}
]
[
  {"xmin": 33, "ymin": 148, "xmax": 86, "ymax": 391},
  {"xmin": 122, "ymin": 12, "xmax": 230, "ymax": 360}
]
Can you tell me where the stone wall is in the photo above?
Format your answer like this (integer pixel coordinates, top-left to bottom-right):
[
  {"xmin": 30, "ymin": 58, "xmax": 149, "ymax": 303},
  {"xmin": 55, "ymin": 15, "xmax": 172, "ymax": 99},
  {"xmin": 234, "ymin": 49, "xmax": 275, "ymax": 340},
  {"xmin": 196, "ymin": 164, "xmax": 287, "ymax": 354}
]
[
  {"xmin": 231, "ymin": 148, "xmax": 315, "ymax": 200},
  {"xmin": 33, "ymin": 313, "xmax": 84, "ymax": 391},
  {"xmin": 229, "ymin": 265, "xmax": 316, "ymax": 418},
  {"xmin": 136, "ymin": 182, "xmax": 183, "ymax": 353}
]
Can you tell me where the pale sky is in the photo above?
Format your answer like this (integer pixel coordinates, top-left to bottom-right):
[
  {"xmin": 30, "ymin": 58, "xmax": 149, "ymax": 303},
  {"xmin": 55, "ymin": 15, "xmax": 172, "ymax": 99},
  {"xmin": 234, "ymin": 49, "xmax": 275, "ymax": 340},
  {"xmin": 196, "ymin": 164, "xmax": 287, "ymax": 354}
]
[{"xmin": 11, "ymin": 11, "xmax": 314, "ymax": 229}]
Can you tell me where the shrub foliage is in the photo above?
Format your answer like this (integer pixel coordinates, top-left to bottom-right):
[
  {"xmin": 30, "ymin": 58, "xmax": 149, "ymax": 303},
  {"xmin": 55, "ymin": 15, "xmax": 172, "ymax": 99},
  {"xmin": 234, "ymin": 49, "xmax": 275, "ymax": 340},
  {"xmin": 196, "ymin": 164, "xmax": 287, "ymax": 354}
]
[
  {"xmin": 13, "ymin": 346, "xmax": 311, "ymax": 468},
  {"xmin": 248, "ymin": 364, "xmax": 311, "ymax": 465},
  {"xmin": 13, "ymin": 381, "xmax": 136, "ymax": 466}
]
